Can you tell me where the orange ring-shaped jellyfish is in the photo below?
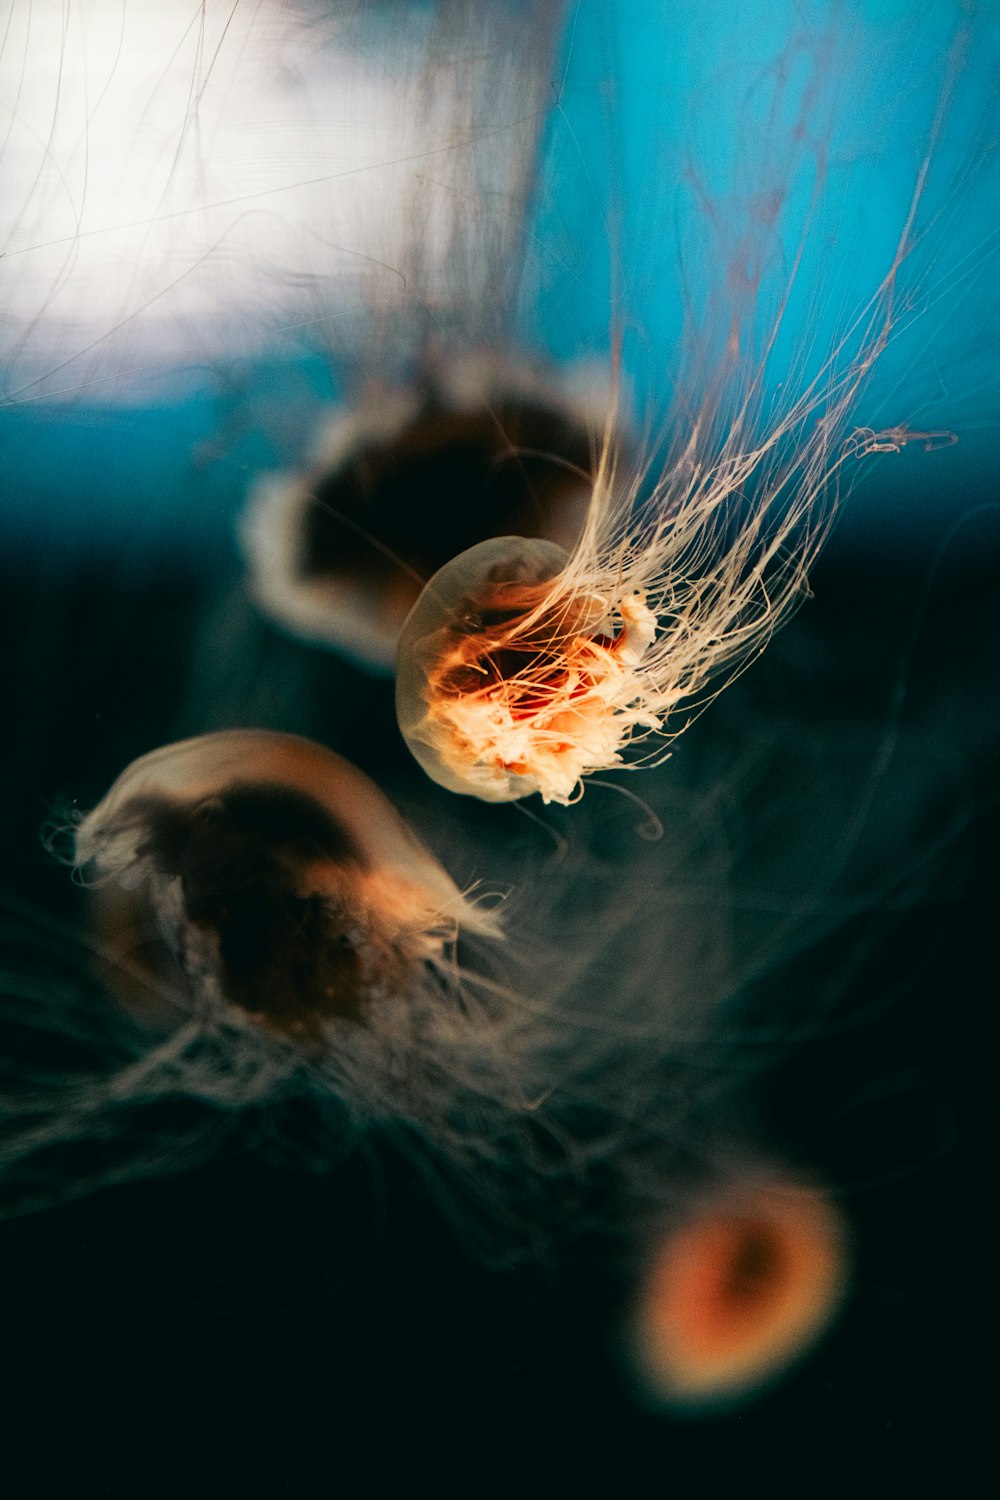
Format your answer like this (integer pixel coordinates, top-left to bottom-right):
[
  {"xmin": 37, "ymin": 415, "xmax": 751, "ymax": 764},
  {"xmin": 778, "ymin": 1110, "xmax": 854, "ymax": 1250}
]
[{"xmin": 631, "ymin": 1181, "xmax": 848, "ymax": 1407}]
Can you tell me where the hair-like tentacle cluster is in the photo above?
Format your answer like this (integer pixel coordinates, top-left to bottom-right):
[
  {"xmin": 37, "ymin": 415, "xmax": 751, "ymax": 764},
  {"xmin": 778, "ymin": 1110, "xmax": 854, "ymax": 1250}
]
[
  {"xmin": 52, "ymin": 732, "xmax": 565, "ymax": 1178},
  {"xmin": 396, "ymin": 304, "xmax": 890, "ymax": 805}
]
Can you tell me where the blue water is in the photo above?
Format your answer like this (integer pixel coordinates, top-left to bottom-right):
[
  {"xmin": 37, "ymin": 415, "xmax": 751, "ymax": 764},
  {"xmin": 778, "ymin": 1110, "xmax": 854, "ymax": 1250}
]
[{"xmin": 2, "ymin": 0, "xmax": 997, "ymax": 557}]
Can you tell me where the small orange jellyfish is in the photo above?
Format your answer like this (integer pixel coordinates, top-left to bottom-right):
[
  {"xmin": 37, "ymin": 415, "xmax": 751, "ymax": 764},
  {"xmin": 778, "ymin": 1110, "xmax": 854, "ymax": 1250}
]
[
  {"xmin": 239, "ymin": 354, "xmax": 608, "ymax": 673},
  {"xmin": 630, "ymin": 1179, "xmax": 848, "ymax": 1407},
  {"xmin": 74, "ymin": 730, "xmax": 499, "ymax": 1042}
]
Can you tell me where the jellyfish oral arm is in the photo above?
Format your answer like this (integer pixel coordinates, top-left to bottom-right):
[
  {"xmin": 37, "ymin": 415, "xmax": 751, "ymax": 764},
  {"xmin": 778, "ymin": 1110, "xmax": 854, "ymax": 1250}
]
[{"xmin": 421, "ymin": 592, "xmax": 663, "ymax": 805}]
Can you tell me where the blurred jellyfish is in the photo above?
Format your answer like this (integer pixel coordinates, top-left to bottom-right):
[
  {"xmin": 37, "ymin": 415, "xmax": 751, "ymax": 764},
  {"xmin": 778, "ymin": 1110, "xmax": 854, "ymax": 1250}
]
[
  {"xmin": 239, "ymin": 354, "xmax": 611, "ymax": 672},
  {"xmin": 628, "ymin": 1173, "xmax": 848, "ymax": 1408},
  {"xmin": 75, "ymin": 730, "xmax": 500, "ymax": 1034},
  {"xmin": 0, "ymin": 731, "xmax": 600, "ymax": 1221}
]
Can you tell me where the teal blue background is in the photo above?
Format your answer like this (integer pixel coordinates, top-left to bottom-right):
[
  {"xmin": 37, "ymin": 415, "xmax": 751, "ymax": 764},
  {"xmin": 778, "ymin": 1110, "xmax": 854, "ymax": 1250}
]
[{"xmin": 3, "ymin": 1, "xmax": 997, "ymax": 556}]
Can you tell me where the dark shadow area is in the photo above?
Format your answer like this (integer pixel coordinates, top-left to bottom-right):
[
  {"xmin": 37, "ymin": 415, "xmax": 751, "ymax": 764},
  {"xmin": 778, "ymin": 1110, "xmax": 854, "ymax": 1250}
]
[{"xmin": 0, "ymin": 500, "xmax": 997, "ymax": 1497}]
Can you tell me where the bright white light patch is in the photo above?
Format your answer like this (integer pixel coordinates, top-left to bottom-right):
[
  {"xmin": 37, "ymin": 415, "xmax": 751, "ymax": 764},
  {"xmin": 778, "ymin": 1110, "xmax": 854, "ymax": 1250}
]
[{"xmin": 0, "ymin": 0, "xmax": 544, "ymax": 402}]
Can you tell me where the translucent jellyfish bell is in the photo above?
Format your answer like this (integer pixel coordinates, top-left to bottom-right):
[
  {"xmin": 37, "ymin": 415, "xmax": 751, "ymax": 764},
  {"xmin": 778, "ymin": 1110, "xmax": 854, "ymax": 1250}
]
[
  {"xmin": 74, "ymin": 730, "xmax": 498, "ymax": 1039},
  {"xmin": 395, "ymin": 533, "xmax": 661, "ymax": 805}
]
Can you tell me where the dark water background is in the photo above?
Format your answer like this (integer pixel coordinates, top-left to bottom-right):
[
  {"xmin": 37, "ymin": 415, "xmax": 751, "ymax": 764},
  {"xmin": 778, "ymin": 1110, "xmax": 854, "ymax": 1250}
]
[{"xmin": 1, "ymin": 2, "xmax": 998, "ymax": 1493}]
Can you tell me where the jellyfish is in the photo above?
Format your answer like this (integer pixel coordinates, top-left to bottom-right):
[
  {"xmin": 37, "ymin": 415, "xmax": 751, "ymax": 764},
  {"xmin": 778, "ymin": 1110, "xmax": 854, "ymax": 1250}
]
[
  {"xmin": 0, "ymin": 2, "xmax": 997, "ymax": 1485},
  {"xmin": 628, "ymin": 1175, "xmax": 848, "ymax": 1408},
  {"xmin": 0, "ymin": 729, "xmax": 580, "ymax": 1218},
  {"xmin": 383, "ymin": 1, "xmax": 997, "ymax": 808},
  {"xmin": 388, "ymin": 140, "xmax": 970, "ymax": 811},
  {"xmin": 392, "ymin": 356, "xmax": 860, "ymax": 805},
  {"xmin": 74, "ymin": 729, "xmax": 500, "ymax": 1038},
  {"xmin": 239, "ymin": 353, "xmax": 610, "ymax": 673}
]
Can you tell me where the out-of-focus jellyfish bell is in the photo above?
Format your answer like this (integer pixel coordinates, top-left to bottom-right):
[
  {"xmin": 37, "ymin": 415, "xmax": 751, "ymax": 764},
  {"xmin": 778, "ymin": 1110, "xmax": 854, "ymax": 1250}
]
[
  {"xmin": 74, "ymin": 731, "xmax": 498, "ymax": 1040},
  {"xmin": 239, "ymin": 354, "xmax": 610, "ymax": 673},
  {"xmin": 629, "ymin": 1179, "xmax": 848, "ymax": 1408}
]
